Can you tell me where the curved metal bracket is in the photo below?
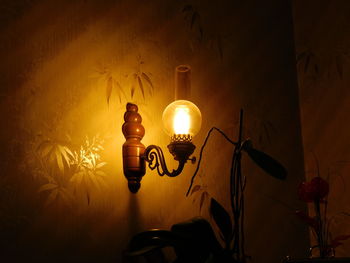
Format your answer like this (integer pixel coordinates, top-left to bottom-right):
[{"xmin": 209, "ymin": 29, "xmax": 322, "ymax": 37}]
[
  {"xmin": 122, "ymin": 103, "xmax": 196, "ymax": 193},
  {"xmin": 143, "ymin": 145, "xmax": 186, "ymax": 177}
]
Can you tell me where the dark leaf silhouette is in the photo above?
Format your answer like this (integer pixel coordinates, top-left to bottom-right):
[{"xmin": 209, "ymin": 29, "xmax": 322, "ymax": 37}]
[
  {"xmin": 244, "ymin": 144, "xmax": 287, "ymax": 180},
  {"xmin": 210, "ymin": 198, "xmax": 232, "ymax": 244},
  {"xmin": 106, "ymin": 76, "xmax": 113, "ymax": 105}
]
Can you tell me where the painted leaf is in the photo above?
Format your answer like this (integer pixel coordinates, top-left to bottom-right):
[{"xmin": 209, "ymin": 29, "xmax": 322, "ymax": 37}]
[
  {"xmin": 137, "ymin": 75, "xmax": 145, "ymax": 99},
  {"xmin": 37, "ymin": 140, "xmax": 53, "ymax": 158},
  {"xmin": 45, "ymin": 189, "xmax": 58, "ymax": 206},
  {"xmin": 58, "ymin": 145, "xmax": 71, "ymax": 167},
  {"xmin": 190, "ymin": 185, "xmax": 201, "ymax": 195},
  {"xmin": 210, "ymin": 198, "xmax": 232, "ymax": 243},
  {"xmin": 70, "ymin": 171, "xmax": 84, "ymax": 185},
  {"xmin": 55, "ymin": 146, "xmax": 64, "ymax": 173},
  {"xmin": 95, "ymin": 170, "xmax": 106, "ymax": 177},
  {"xmin": 106, "ymin": 76, "xmax": 113, "ymax": 105},
  {"xmin": 38, "ymin": 183, "xmax": 58, "ymax": 193},
  {"xmin": 96, "ymin": 162, "xmax": 107, "ymax": 169},
  {"xmin": 141, "ymin": 73, "xmax": 154, "ymax": 95},
  {"xmin": 131, "ymin": 84, "xmax": 135, "ymax": 98},
  {"xmin": 115, "ymin": 80, "xmax": 126, "ymax": 103},
  {"xmin": 63, "ymin": 146, "xmax": 73, "ymax": 158}
]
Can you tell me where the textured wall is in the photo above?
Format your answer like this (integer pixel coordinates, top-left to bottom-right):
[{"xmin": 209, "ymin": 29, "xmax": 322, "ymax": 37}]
[
  {"xmin": 0, "ymin": 0, "xmax": 307, "ymax": 262},
  {"xmin": 293, "ymin": 0, "xmax": 350, "ymax": 257}
]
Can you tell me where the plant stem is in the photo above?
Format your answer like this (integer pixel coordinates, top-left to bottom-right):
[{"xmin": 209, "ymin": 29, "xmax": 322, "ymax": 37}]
[{"xmin": 314, "ymin": 200, "xmax": 326, "ymax": 257}]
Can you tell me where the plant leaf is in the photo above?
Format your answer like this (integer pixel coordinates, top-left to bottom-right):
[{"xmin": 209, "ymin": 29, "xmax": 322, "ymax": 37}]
[
  {"xmin": 106, "ymin": 76, "xmax": 113, "ymax": 105},
  {"xmin": 210, "ymin": 198, "xmax": 232, "ymax": 244},
  {"xmin": 244, "ymin": 144, "xmax": 287, "ymax": 180}
]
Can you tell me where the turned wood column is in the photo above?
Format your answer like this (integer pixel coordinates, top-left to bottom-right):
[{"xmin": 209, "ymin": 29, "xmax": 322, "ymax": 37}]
[{"xmin": 122, "ymin": 103, "xmax": 145, "ymax": 193}]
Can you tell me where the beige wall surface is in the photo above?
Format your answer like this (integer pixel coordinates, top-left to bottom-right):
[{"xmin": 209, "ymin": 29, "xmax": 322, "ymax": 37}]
[
  {"xmin": 293, "ymin": 0, "xmax": 350, "ymax": 257},
  {"xmin": 0, "ymin": 0, "xmax": 308, "ymax": 262}
]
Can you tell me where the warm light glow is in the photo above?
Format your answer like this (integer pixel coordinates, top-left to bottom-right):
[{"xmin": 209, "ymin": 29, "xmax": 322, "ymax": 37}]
[
  {"xmin": 173, "ymin": 107, "xmax": 190, "ymax": 134},
  {"xmin": 162, "ymin": 100, "xmax": 202, "ymax": 139}
]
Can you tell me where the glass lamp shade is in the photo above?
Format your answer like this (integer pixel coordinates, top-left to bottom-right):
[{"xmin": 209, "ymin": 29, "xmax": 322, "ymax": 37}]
[{"xmin": 162, "ymin": 100, "xmax": 202, "ymax": 142}]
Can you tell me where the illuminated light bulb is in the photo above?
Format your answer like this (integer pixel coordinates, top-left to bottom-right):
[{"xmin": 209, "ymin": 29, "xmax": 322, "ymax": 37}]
[
  {"xmin": 173, "ymin": 107, "xmax": 190, "ymax": 134},
  {"xmin": 162, "ymin": 100, "xmax": 202, "ymax": 142}
]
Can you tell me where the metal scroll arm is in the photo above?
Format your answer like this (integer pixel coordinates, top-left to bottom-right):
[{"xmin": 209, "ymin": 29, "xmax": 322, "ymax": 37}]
[{"xmin": 143, "ymin": 145, "xmax": 186, "ymax": 177}]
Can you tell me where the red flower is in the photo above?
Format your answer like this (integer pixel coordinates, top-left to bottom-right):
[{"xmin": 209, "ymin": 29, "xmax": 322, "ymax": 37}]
[{"xmin": 298, "ymin": 177, "xmax": 329, "ymax": 202}]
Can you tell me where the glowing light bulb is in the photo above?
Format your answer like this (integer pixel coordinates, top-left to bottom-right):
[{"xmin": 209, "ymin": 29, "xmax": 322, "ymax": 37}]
[
  {"xmin": 162, "ymin": 100, "xmax": 201, "ymax": 142},
  {"xmin": 173, "ymin": 107, "xmax": 190, "ymax": 134}
]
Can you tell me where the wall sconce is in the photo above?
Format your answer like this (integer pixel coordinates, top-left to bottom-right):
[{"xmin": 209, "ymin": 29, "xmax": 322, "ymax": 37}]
[{"xmin": 122, "ymin": 66, "xmax": 201, "ymax": 193}]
